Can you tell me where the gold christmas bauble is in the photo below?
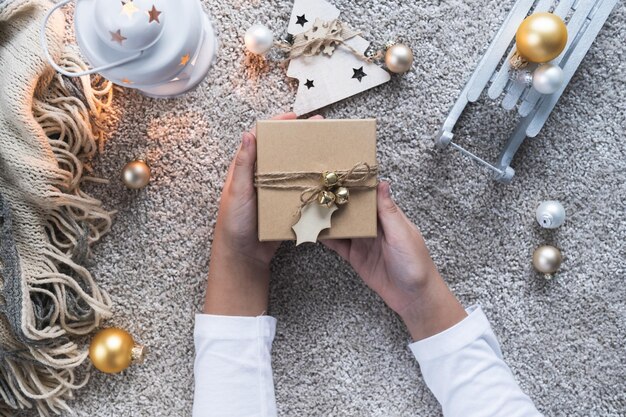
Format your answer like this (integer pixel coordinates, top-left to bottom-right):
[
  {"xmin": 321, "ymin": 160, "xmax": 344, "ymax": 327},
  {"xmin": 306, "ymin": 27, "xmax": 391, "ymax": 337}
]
[
  {"xmin": 532, "ymin": 245, "xmax": 562, "ymax": 275},
  {"xmin": 515, "ymin": 13, "xmax": 567, "ymax": 63},
  {"xmin": 385, "ymin": 43, "xmax": 414, "ymax": 74},
  {"xmin": 89, "ymin": 328, "xmax": 146, "ymax": 374},
  {"xmin": 318, "ymin": 190, "xmax": 336, "ymax": 207},
  {"xmin": 322, "ymin": 171, "xmax": 339, "ymax": 188},
  {"xmin": 122, "ymin": 159, "xmax": 151, "ymax": 189},
  {"xmin": 334, "ymin": 186, "xmax": 349, "ymax": 205}
]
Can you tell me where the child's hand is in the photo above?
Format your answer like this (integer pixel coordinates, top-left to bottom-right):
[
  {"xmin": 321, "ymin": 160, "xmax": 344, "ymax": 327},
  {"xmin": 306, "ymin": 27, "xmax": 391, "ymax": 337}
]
[
  {"xmin": 212, "ymin": 121, "xmax": 289, "ymax": 269},
  {"xmin": 203, "ymin": 113, "xmax": 322, "ymax": 316},
  {"xmin": 323, "ymin": 182, "xmax": 467, "ymax": 340}
]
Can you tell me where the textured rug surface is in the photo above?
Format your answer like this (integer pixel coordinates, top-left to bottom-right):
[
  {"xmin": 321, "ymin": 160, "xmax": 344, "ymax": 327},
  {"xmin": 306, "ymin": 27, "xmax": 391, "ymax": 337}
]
[{"xmin": 50, "ymin": 0, "xmax": 625, "ymax": 416}]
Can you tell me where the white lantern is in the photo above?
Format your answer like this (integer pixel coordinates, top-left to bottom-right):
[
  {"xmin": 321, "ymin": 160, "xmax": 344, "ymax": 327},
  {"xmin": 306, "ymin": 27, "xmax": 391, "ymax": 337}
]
[{"xmin": 41, "ymin": 0, "xmax": 217, "ymax": 98}]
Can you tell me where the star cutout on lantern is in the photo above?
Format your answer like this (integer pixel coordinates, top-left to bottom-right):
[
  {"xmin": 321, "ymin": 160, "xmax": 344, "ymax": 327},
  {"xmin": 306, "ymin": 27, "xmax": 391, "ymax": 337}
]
[
  {"xmin": 296, "ymin": 14, "xmax": 308, "ymax": 27},
  {"xmin": 304, "ymin": 79, "xmax": 314, "ymax": 89},
  {"xmin": 352, "ymin": 67, "xmax": 367, "ymax": 82},
  {"xmin": 147, "ymin": 5, "xmax": 161, "ymax": 23},
  {"xmin": 109, "ymin": 29, "xmax": 127, "ymax": 45},
  {"xmin": 121, "ymin": 1, "xmax": 139, "ymax": 18},
  {"xmin": 180, "ymin": 53, "xmax": 190, "ymax": 66}
]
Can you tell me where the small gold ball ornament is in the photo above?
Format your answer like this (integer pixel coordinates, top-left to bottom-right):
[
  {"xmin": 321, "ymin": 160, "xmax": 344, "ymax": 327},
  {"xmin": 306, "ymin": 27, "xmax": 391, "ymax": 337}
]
[
  {"xmin": 89, "ymin": 328, "xmax": 146, "ymax": 374},
  {"xmin": 334, "ymin": 186, "xmax": 350, "ymax": 205},
  {"xmin": 532, "ymin": 245, "xmax": 563, "ymax": 275},
  {"xmin": 122, "ymin": 159, "xmax": 151, "ymax": 189},
  {"xmin": 515, "ymin": 13, "xmax": 568, "ymax": 64},
  {"xmin": 322, "ymin": 171, "xmax": 339, "ymax": 188},
  {"xmin": 318, "ymin": 190, "xmax": 336, "ymax": 207},
  {"xmin": 385, "ymin": 43, "xmax": 414, "ymax": 74}
]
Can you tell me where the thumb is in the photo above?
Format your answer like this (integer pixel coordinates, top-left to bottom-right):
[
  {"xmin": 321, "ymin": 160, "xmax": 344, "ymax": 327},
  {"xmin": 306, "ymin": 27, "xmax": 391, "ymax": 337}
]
[
  {"xmin": 230, "ymin": 132, "xmax": 257, "ymax": 196},
  {"xmin": 377, "ymin": 182, "xmax": 408, "ymax": 235}
]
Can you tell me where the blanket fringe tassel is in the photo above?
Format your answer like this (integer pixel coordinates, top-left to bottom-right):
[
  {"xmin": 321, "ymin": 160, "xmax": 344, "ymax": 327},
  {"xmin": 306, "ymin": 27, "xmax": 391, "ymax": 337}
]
[{"xmin": 1, "ymin": 50, "xmax": 114, "ymax": 416}]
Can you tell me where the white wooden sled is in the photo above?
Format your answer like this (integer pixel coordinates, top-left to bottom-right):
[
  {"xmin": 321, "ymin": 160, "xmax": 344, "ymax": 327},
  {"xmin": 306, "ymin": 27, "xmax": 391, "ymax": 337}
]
[{"xmin": 436, "ymin": 0, "xmax": 618, "ymax": 183}]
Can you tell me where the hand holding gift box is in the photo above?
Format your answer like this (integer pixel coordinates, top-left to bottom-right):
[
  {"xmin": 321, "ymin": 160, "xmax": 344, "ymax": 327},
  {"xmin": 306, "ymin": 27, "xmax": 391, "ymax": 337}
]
[{"xmin": 255, "ymin": 119, "xmax": 378, "ymax": 244}]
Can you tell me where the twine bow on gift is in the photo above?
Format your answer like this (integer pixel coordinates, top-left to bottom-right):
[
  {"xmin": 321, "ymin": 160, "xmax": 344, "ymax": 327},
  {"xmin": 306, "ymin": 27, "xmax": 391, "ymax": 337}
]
[
  {"xmin": 254, "ymin": 162, "xmax": 379, "ymax": 213},
  {"xmin": 276, "ymin": 18, "xmax": 382, "ymax": 63}
]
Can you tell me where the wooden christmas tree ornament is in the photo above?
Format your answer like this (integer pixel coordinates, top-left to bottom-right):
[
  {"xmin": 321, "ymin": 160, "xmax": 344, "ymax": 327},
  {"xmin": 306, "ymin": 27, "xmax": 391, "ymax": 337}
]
[
  {"xmin": 243, "ymin": 0, "xmax": 414, "ymax": 115},
  {"xmin": 285, "ymin": 0, "xmax": 392, "ymax": 115}
]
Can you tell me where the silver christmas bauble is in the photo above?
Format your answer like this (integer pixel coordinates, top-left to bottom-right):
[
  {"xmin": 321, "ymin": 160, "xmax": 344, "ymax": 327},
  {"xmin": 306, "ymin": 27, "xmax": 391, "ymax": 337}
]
[
  {"xmin": 244, "ymin": 24, "xmax": 274, "ymax": 55},
  {"xmin": 385, "ymin": 43, "xmax": 413, "ymax": 74},
  {"xmin": 532, "ymin": 245, "xmax": 562, "ymax": 275},
  {"xmin": 536, "ymin": 200, "xmax": 566, "ymax": 229},
  {"xmin": 532, "ymin": 64, "xmax": 564, "ymax": 95},
  {"xmin": 122, "ymin": 159, "xmax": 151, "ymax": 189}
]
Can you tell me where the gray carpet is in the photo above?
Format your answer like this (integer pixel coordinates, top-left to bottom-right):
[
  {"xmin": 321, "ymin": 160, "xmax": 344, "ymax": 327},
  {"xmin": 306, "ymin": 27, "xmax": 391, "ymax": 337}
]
[{"xmin": 63, "ymin": 0, "xmax": 625, "ymax": 416}]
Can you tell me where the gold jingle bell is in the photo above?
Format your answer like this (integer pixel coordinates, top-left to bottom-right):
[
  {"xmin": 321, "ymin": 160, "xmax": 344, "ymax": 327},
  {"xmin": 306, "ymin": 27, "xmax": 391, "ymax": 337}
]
[
  {"xmin": 532, "ymin": 245, "xmax": 563, "ymax": 276},
  {"xmin": 318, "ymin": 190, "xmax": 336, "ymax": 208},
  {"xmin": 515, "ymin": 13, "xmax": 568, "ymax": 64},
  {"xmin": 89, "ymin": 328, "xmax": 146, "ymax": 374},
  {"xmin": 385, "ymin": 43, "xmax": 414, "ymax": 74},
  {"xmin": 122, "ymin": 159, "xmax": 151, "ymax": 189},
  {"xmin": 322, "ymin": 171, "xmax": 339, "ymax": 188},
  {"xmin": 334, "ymin": 186, "xmax": 349, "ymax": 205}
]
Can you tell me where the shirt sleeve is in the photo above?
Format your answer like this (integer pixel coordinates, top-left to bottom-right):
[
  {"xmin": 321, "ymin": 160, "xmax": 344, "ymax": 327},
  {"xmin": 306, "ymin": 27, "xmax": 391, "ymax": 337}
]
[
  {"xmin": 193, "ymin": 314, "xmax": 277, "ymax": 417},
  {"xmin": 409, "ymin": 305, "xmax": 542, "ymax": 417}
]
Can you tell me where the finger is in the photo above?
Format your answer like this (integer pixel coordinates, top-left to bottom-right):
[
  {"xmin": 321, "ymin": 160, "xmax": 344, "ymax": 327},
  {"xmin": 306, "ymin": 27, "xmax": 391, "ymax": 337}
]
[
  {"xmin": 272, "ymin": 112, "xmax": 298, "ymax": 120},
  {"xmin": 229, "ymin": 132, "xmax": 257, "ymax": 196},
  {"xmin": 377, "ymin": 182, "xmax": 409, "ymax": 236},
  {"xmin": 224, "ymin": 141, "xmax": 242, "ymax": 188},
  {"xmin": 321, "ymin": 238, "xmax": 351, "ymax": 261},
  {"xmin": 308, "ymin": 115, "xmax": 324, "ymax": 120},
  {"xmin": 250, "ymin": 112, "xmax": 298, "ymax": 136}
]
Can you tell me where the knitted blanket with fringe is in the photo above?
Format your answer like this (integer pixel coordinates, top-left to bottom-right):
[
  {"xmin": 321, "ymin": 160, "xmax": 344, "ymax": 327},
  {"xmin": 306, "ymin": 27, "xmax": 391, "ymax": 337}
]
[{"xmin": 0, "ymin": 0, "xmax": 113, "ymax": 415}]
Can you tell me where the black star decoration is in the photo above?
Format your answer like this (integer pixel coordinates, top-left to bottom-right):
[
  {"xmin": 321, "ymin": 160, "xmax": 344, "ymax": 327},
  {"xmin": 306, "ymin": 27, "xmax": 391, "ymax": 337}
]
[
  {"xmin": 296, "ymin": 14, "xmax": 308, "ymax": 27},
  {"xmin": 304, "ymin": 79, "xmax": 314, "ymax": 89},
  {"xmin": 352, "ymin": 67, "xmax": 367, "ymax": 82}
]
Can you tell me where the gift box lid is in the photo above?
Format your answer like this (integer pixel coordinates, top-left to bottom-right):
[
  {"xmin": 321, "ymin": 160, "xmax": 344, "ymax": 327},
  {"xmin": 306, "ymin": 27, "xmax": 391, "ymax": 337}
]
[{"xmin": 256, "ymin": 119, "xmax": 378, "ymax": 242}]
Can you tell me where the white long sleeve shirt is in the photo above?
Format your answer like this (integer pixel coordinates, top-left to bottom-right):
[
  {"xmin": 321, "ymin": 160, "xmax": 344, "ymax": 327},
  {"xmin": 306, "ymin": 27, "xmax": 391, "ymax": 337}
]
[{"xmin": 193, "ymin": 306, "xmax": 542, "ymax": 417}]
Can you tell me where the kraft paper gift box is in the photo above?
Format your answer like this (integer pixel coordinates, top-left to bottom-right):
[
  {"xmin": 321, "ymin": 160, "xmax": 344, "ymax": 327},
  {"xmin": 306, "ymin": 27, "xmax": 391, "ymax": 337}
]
[{"xmin": 256, "ymin": 119, "xmax": 378, "ymax": 241}]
